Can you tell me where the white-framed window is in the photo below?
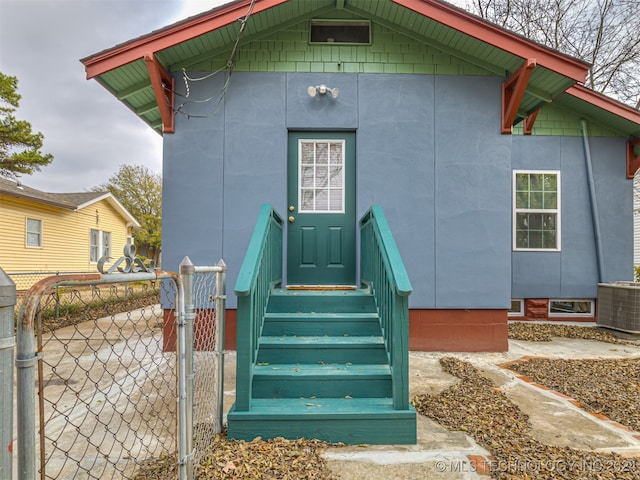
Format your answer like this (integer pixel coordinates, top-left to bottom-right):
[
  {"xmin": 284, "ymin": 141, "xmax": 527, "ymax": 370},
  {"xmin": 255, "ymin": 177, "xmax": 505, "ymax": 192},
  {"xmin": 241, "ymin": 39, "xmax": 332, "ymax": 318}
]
[
  {"xmin": 508, "ymin": 299, "xmax": 524, "ymax": 317},
  {"xmin": 298, "ymin": 139, "xmax": 345, "ymax": 213},
  {"xmin": 549, "ymin": 299, "xmax": 594, "ymax": 317},
  {"xmin": 26, "ymin": 218, "xmax": 42, "ymax": 248},
  {"xmin": 513, "ymin": 170, "xmax": 561, "ymax": 251},
  {"xmin": 90, "ymin": 229, "xmax": 111, "ymax": 263}
]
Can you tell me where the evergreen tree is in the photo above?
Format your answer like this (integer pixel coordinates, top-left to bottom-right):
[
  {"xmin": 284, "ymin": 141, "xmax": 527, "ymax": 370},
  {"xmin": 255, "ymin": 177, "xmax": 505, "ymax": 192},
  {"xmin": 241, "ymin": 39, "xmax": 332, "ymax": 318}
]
[{"xmin": 0, "ymin": 72, "xmax": 53, "ymax": 178}]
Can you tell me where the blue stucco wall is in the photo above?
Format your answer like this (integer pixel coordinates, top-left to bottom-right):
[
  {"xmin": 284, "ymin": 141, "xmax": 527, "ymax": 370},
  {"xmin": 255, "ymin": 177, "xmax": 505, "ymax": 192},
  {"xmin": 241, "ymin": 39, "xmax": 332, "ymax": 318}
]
[
  {"xmin": 162, "ymin": 71, "xmax": 631, "ymax": 309},
  {"xmin": 511, "ymin": 135, "xmax": 633, "ymax": 299}
]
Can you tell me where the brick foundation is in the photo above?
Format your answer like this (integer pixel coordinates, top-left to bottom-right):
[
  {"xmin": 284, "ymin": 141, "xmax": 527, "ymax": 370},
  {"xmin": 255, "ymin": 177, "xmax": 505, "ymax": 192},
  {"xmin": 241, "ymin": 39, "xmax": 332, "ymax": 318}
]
[
  {"xmin": 165, "ymin": 308, "xmax": 508, "ymax": 353},
  {"xmin": 409, "ymin": 309, "xmax": 508, "ymax": 352}
]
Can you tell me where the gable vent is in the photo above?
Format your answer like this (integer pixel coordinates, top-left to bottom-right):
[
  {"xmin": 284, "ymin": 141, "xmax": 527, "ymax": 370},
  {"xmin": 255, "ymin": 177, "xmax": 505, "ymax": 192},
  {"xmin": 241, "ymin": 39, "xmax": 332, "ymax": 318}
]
[{"xmin": 310, "ymin": 20, "xmax": 371, "ymax": 44}]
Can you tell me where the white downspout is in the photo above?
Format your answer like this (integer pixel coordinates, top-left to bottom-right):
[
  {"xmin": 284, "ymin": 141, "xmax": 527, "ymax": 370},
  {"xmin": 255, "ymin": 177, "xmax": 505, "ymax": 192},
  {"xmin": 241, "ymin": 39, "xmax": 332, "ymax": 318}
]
[{"xmin": 580, "ymin": 119, "xmax": 605, "ymax": 283}]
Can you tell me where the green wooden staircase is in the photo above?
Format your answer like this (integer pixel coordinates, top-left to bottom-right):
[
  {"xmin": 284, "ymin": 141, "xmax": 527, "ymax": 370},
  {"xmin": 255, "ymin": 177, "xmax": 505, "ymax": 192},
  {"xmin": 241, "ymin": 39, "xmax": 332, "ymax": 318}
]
[{"xmin": 227, "ymin": 205, "xmax": 416, "ymax": 444}]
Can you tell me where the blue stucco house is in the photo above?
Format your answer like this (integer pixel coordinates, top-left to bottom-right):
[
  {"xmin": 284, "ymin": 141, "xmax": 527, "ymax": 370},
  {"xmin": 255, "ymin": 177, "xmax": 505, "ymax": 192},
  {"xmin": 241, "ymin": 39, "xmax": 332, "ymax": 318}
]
[
  {"xmin": 82, "ymin": 0, "xmax": 640, "ymax": 443},
  {"xmin": 82, "ymin": 0, "xmax": 640, "ymax": 351}
]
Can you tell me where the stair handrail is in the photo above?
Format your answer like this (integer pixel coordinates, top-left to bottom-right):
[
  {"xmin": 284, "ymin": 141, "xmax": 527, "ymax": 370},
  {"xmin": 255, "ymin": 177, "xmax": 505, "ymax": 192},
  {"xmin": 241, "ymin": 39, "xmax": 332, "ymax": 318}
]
[
  {"xmin": 234, "ymin": 204, "xmax": 283, "ymax": 411},
  {"xmin": 360, "ymin": 205, "xmax": 412, "ymax": 410}
]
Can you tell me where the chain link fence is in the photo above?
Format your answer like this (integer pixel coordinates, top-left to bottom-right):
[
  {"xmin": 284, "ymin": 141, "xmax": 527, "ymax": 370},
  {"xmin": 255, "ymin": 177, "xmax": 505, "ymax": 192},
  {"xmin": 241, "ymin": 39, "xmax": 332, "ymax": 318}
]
[
  {"xmin": 8, "ymin": 270, "xmax": 96, "ymax": 291},
  {"xmin": 190, "ymin": 265, "xmax": 226, "ymax": 476},
  {"xmin": 12, "ymin": 262, "xmax": 226, "ymax": 480}
]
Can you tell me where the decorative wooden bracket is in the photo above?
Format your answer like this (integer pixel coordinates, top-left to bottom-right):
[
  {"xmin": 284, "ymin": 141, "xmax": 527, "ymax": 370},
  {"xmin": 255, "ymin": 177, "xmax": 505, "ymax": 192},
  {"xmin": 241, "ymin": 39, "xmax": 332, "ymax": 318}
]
[
  {"xmin": 627, "ymin": 138, "xmax": 640, "ymax": 179},
  {"xmin": 502, "ymin": 59, "xmax": 536, "ymax": 134},
  {"xmin": 523, "ymin": 108, "xmax": 541, "ymax": 135},
  {"xmin": 144, "ymin": 53, "xmax": 175, "ymax": 134}
]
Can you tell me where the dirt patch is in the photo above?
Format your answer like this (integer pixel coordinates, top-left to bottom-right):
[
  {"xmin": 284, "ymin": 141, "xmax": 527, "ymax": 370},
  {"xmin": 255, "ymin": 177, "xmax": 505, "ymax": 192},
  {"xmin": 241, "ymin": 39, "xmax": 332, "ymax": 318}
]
[
  {"xmin": 412, "ymin": 357, "xmax": 640, "ymax": 480},
  {"xmin": 508, "ymin": 322, "xmax": 639, "ymax": 345},
  {"xmin": 506, "ymin": 357, "xmax": 640, "ymax": 433},
  {"xmin": 134, "ymin": 434, "xmax": 340, "ymax": 480}
]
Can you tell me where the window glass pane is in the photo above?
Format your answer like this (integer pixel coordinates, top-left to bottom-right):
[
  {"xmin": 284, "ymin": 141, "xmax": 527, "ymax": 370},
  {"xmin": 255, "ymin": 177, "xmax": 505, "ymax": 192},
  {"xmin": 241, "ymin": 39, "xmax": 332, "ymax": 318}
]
[
  {"xmin": 549, "ymin": 300, "xmax": 593, "ymax": 315},
  {"xmin": 516, "ymin": 173, "xmax": 529, "ymax": 191},
  {"xmin": 315, "ymin": 166, "xmax": 328, "ymax": 187},
  {"xmin": 543, "ymin": 231, "xmax": 556, "ymax": 249},
  {"xmin": 528, "ymin": 213, "xmax": 542, "ymax": 230},
  {"xmin": 329, "ymin": 143, "xmax": 343, "ymax": 165},
  {"xmin": 529, "ymin": 231, "xmax": 542, "ymax": 248},
  {"xmin": 330, "ymin": 189, "xmax": 343, "ymax": 211},
  {"xmin": 301, "ymin": 190, "xmax": 314, "ymax": 210},
  {"xmin": 316, "ymin": 143, "xmax": 328, "ymax": 164},
  {"xmin": 315, "ymin": 190, "xmax": 328, "ymax": 210},
  {"xmin": 544, "ymin": 174, "xmax": 557, "ymax": 191},
  {"xmin": 516, "ymin": 230, "xmax": 529, "ymax": 249},
  {"xmin": 301, "ymin": 143, "xmax": 314, "ymax": 164},
  {"xmin": 530, "ymin": 173, "xmax": 543, "ymax": 191},
  {"xmin": 544, "ymin": 192, "xmax": 557, "ymax": 209},
  {"xmin": 26, "ymin": 233, "xmax": 40, "ymax": 247},
  {"xmin": 529, "ymin": 192, "xmax": 543, "ymax": 209},
  {"xmin": 90, "ymin": 229, "xmax": 99, "ymax": 262},
  {"xmin": 330, "ymin": 166, "xmax": 342, "ymax": 187},
  {"xmin": 301, "ymin": 167, "xmax": 314, "ymax": 187},
  {"xmin": 102, "ymin": 232, "xmax": 111, "ymax": 258}
]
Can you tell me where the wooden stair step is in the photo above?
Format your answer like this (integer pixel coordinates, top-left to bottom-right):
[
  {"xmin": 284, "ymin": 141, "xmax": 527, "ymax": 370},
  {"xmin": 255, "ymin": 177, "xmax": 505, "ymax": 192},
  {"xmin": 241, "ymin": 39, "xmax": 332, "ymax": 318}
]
[
  {"xmin": 262, "ymin": 312, "xmax": 381, "ymax": 336},
  {"xmin": 256, "ymin": 336, "xmax": 388, "ymax": 364},
  {"xmin": 253, "ymin": 363, "xmax": 392, "ymax": 398},
  {"xmin": 267, "ymin": 289, "xmax": 377, "ymax": 314},
  {"xmin": 254, "ymin": 362, "xmax": 391, "ymax": 377},
  {"xmin": 227, "ymin": 398, "xmax": 417, "ymax": 444}
]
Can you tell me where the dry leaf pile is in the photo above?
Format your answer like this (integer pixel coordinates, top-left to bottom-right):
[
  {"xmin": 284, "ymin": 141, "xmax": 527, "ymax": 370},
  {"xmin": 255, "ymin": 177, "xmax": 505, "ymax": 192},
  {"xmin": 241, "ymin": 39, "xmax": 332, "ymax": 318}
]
[
  {"xmin": 135, "ymin": 435, "xmax": 339, "ymax": 479},
  {"xmin": 412, "ymin": 357, "xmax": 640, "ymax": 480},
  {"xmin": 508, "ymin": 322, "xmax": 638, "ymax": 345},
  {"xmin": 507, "ymin": 357, "xmax": 640, "ymax": 433}
]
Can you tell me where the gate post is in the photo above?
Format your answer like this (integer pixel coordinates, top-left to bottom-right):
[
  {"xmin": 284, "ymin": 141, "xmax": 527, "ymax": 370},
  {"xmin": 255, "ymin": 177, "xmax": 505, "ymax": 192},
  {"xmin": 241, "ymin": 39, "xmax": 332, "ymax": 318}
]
[
  {"xmin": 178, "ymin": 257, "xmax": 195, "ymax": 480},
  {"xmin": 215, "ymin": 259, "xmax": 227, "ymax": 429},
  {"xmin": 0, "ymin": 269, "xmax": 16, "ymax": 480}
]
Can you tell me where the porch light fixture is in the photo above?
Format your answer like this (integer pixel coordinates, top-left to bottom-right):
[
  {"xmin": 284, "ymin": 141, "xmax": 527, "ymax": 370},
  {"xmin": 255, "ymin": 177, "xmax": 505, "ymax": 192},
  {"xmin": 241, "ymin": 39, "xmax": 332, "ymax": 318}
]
[{"xmin": 307, "ymin": 84, "xmax": 339, "ymax": 99}]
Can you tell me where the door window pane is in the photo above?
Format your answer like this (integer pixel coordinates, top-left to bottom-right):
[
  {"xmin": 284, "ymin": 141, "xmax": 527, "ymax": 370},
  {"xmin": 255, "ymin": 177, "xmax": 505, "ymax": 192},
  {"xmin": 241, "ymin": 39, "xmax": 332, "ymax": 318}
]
[{"xmin": 299, "ymin": 140, "xmax": 345, "ymax": 213}]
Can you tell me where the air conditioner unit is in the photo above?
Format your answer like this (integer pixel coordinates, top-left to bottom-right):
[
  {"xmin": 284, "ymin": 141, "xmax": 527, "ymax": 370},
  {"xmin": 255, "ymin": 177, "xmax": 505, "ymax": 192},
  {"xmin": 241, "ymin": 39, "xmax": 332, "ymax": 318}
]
[{"xmin": 596, "ymin": 282, "xmax": 640, "ymax": 334}]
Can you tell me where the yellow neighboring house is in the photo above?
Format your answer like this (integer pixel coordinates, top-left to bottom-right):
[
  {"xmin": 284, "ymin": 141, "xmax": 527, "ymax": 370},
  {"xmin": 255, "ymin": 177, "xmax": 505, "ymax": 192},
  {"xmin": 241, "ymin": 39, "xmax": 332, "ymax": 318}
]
[{"xmin": 0, "ymin": 177, "xmax": 140, "ymax": 290}]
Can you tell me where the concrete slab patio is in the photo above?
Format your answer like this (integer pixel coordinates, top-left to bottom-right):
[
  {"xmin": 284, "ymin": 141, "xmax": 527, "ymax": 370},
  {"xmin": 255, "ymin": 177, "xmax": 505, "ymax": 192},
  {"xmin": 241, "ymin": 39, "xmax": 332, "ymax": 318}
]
[
  {"xmin": 11, "ymin": 314, "xmax": 640, "ymax": 479},
  {"xmin": 221, "ymin": 331, "xmax": 640, "ymax": 479}
]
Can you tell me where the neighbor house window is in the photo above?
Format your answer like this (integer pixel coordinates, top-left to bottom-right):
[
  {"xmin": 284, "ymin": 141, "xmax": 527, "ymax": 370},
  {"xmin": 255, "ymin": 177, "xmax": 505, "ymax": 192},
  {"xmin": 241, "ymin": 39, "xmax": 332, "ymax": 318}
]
[
  {"xmin": 549, "ymin": 299, "xmax": 594, "ymax": 317},
  {"xmin": 90, "ymin": 229, "xmax": 111, "ymax": 262},
  {"xmin": 513, "ymin": 171, "xmax": 560, "ymax": 251},
  {"xmin": 26, "ymin": 218, "xmax": 42, "ymax": 248}
]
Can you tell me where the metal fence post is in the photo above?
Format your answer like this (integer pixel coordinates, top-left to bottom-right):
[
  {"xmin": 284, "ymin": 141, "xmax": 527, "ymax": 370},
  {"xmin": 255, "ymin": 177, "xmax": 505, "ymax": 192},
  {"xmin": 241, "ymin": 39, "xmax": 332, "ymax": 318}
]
[
  {"xmin": 178, "ymin": 257, "xmax": 195, "ymax": 480},
  {"xmin": 0, "ymin": 269, "xmax": 16, "ymax": 480},
  {"xmin": 215, "ymin": 259, "xmax": 227, "ymax": 429},
  {"xmin": 16, "ymin": 284, "xmax": 37, "ymax": 479}
]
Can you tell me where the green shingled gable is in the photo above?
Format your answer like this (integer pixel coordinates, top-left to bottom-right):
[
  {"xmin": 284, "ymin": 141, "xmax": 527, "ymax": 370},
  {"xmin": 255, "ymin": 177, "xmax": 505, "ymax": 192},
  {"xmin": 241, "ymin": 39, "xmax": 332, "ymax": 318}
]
[
  {"xmin": 513, "ymin": 102, "xmax": 626, "ymax": 137},
  {"xmin": 188, "ymin": 20, "xmax": 494, "ymax": 76}
]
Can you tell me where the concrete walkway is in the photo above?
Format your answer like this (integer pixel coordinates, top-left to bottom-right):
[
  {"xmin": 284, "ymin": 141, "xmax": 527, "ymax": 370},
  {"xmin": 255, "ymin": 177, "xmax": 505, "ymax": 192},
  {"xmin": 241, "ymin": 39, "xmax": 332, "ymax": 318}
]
[{"xmin": 313, "ymin": 337, "xmax": 640, "ymax": 479}]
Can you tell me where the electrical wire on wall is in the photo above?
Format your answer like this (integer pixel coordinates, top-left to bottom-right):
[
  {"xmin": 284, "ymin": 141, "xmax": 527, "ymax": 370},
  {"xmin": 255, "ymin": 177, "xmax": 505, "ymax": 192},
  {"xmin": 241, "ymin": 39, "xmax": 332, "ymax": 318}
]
[{"xmin": 172, "ymin": 0, "xmax": 257, "ymax": 119}]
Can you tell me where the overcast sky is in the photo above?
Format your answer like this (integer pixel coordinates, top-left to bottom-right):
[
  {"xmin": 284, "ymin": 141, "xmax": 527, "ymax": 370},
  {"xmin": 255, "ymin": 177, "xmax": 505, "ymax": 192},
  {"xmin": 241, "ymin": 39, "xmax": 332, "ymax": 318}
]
[{"xmin": 0, "ymin": 0, "xmax": 229, "ymax": 192}]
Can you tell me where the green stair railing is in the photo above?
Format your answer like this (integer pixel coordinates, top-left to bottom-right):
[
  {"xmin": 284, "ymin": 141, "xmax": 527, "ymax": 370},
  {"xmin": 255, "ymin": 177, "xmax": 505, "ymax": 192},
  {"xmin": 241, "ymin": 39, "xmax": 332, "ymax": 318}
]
[
  {"xmin": 360, "ymin": 206, "xmax": 412, "ymax": 410},
  {"xmin": 234, "ymin": 205, "xmax": 283, "ymax": 411}
]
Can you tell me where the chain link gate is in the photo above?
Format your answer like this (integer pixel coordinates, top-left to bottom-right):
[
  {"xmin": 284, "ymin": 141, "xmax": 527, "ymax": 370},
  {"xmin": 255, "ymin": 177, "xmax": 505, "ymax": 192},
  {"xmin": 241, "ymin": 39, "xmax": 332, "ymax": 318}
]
[{"xmin": 14, "ymin": 257, "xmax": 226, "ymax": 480}]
